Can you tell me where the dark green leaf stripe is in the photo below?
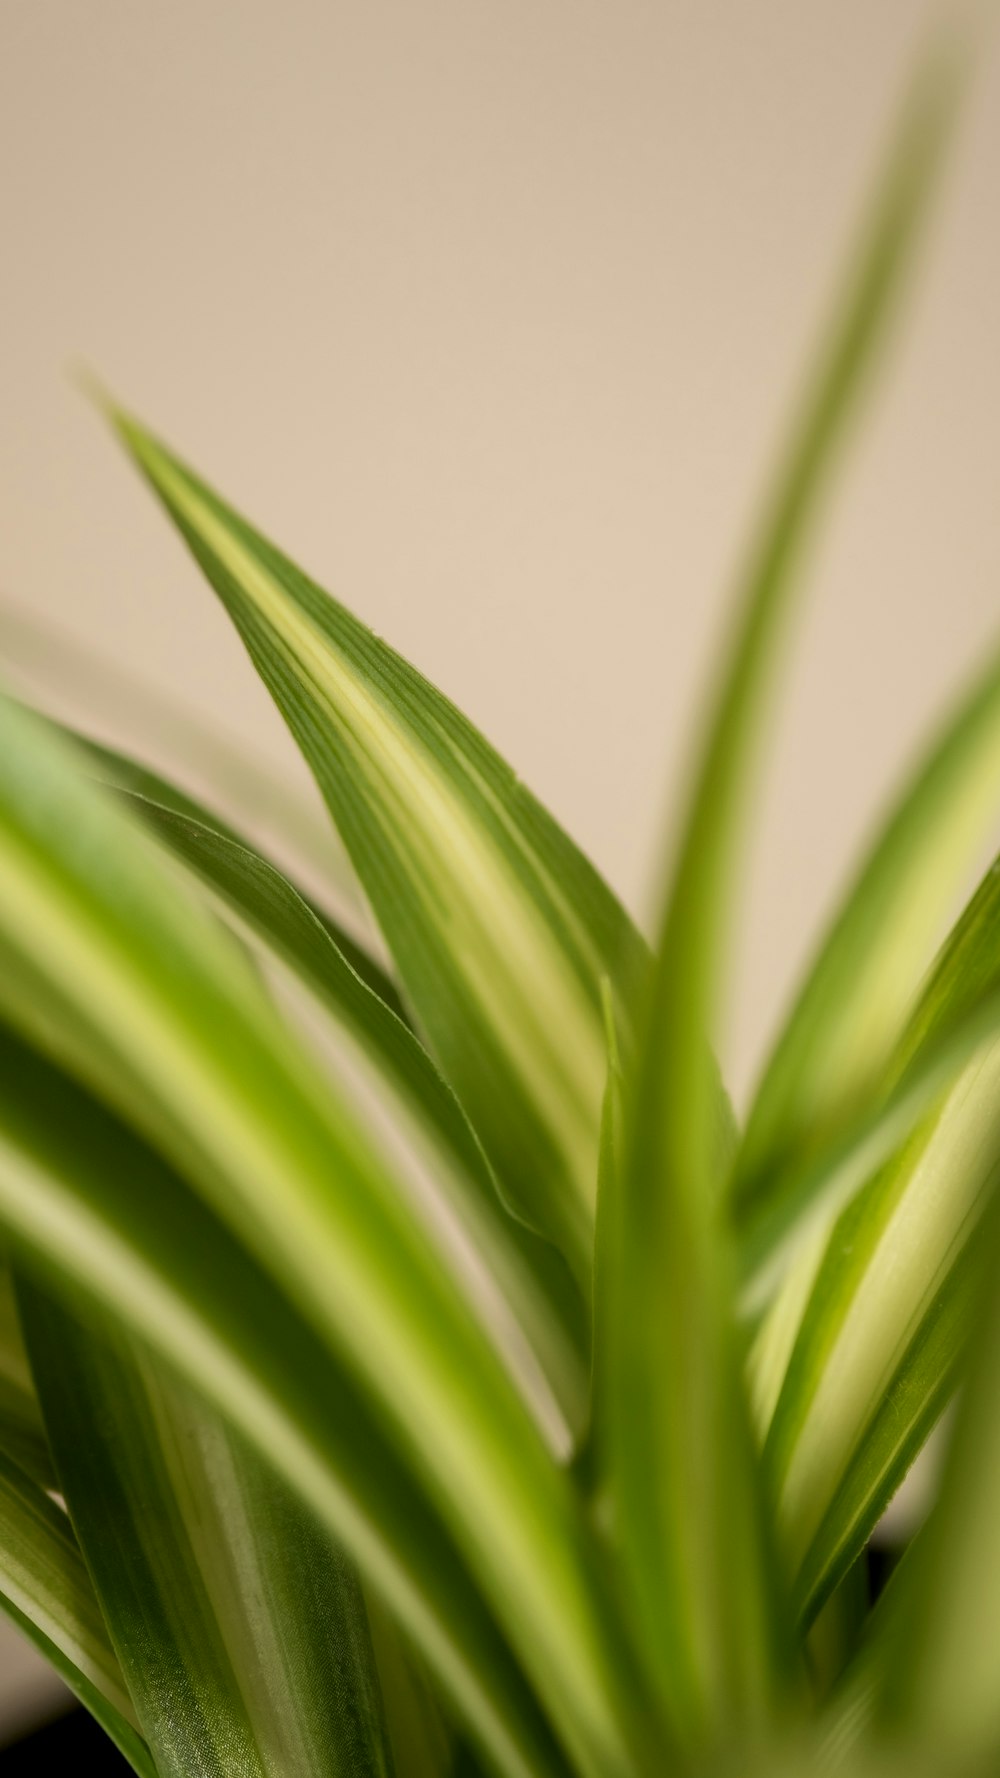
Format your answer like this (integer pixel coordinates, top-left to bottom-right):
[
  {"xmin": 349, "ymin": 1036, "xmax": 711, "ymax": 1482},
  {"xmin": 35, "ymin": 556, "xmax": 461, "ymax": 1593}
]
[
  {"xmin": 0, "ymin": 1258, "xmax": 52, "ymax": 1486},
  {"xmin": 0, "ymin": 1371, "xmax": 50, "ymax": 1490},
  {"xmin": 0, "ymin": 1020, "xmax": 568, "ymax": 1778},
  {"xmin": 364, "ymin": 1594, "xmax": 456, "ymax": 1778},
  {"xmin": 103, "ymin": 406, "xmax": 646, "ymax": 1280},
  {"xmin": 21, "ymin": 1283, "xmax": 395, "ymax": 1778}
]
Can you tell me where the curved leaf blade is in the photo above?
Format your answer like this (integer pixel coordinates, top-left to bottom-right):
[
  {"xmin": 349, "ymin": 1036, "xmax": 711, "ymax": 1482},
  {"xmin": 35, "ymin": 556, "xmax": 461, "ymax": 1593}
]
[
  {"xmin": 0, "ymin": 1021, "xmax": 566, "ymax": 1778},
  {"xmin": 0, "ymin": 596, "xmax": 360, "ymax": 915},
  {"xmin": 759, "ymin": 846, "xmax": 1000, "ymax": 1621},
  {"xmin": 790, "ymin": 1235, "xmax": 978, "ymax": 1626},
  {"xmin": 735, "ymin": 637, "xmax": 1000, "ymax": 1227},
  {"xmin": 20, "ymin": 1282, "xmax": 395, "ymax": 1778},
  {"xmin": 0, "ymin": 1443, "xmax": 152, "ymax": 1776},
  {"xmin": 0, "ymin": 697, "xmax": 636, "ymax": 1778},
  {"xmin": 64, "ymin": 727, "xmax": 587, "ymax": 1436},
  {"xmin": 101, "ymin": 408, "xmax": 646, "ymax": 1279}
]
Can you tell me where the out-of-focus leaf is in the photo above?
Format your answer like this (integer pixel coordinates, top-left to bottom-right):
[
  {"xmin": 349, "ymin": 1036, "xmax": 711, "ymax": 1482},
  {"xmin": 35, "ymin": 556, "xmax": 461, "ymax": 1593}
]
[
  {"xmin": 787, "ymin": 1230, "xmax": 980, "ymax": 1628},
  {"xmin": 20, "ymin": 1282, "xmax": 395, "ymax": 1778},
  {"xmin": 0, "ymin": 597, "xmax": 359, "ymax": 913},
  {"xmin": 364, "ymin": 1594, "xmax": 456, "ymax": 1778},
  {"xmin": 102, "ymin": 404, "xmax": 646, "ymax": 1282},
  {"xmin": 734, "ymin": 641, "xmax": 1000, "ymax": 1220},
  {"xmin": 603, "ymin": 44, "xmax": 958, "ymax": 1754},
  {"xmin": 0, "ymin": 1443, "xmax": 153, "ymax": 1776},
  {"xmin": 0, "ymin": 694, "xmax": 637, "ymax": 1778},
  {"xmin": 587, "ymin": 986, "xmax": 627, "ymax": 1447},
  {"xmin": 759, "ymin": 848, "xmax": 1000, "ymax": 1624},
  {"xmin": 0, "ymin": 1021, "xmax": 568, "ymax": 1778},
  {"xmin": 735, "ymin": 970, "xmax": 1000, "ymax": 1310},
  {"xmin": 763, "ymin": 1079, "xmax": 992, "ymax": 1623}
]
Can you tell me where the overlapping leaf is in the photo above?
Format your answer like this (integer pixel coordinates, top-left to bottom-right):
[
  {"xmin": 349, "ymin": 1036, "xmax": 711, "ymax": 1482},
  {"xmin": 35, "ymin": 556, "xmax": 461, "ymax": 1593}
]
[
  {"xmin": 761, "ymin": 850, "xmax": 1000, "ymax": 1627},
  {"xmin": 63, "ymin": 728, "xmax": 587, "ymax": 1437},
  {"xmin": 0, "ymin": 1017, "xmax": 567, "ymax": 1778},
  {"xmin": 0, "ymin": 1439, "xmax": 152, "ymax": 1776},
  {"xmin": 0, "ymin": 695, "xmax": 637, "ymax": 1778},
  {"xmin": 100, "ymin": 408, "xmax": 646, "ymax": 1281},
  {"xmin": 20, "ymin": 1281, "xmax": 395, "ymax": 1778},
  {"xmin": 0, "ymin": 596, "xmax": 358, "ymax": 912},
  {"xmin": 729, "ymin": 650, "xmax": 1000, "ymax": 1308},
  {"xmin": 0, "ymin": 1256, "xmax": 51, "ymax": 1486},
  {"xmin": 734, "ymin": 641, "xmax": 1000, "ymax": 1222},
  {"xmin": 0, "ymin": 700, "xmax": 640, "ymax": 1778}
]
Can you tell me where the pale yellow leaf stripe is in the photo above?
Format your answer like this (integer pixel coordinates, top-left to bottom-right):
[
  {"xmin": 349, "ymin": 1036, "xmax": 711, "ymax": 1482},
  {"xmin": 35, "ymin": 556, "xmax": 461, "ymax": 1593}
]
[{"xmin": 139, "ymin": 447, "xmax": 608, "ymax": 1240}]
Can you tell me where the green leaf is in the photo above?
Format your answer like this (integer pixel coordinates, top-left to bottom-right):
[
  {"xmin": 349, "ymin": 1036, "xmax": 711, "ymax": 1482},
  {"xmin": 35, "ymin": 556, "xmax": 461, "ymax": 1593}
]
[
  {"xmin": 59, "ymin": 725, "xmax": 403, "ymax": 1009},
  {"xmin": 603, "ymin": 41, "xmax": 959, "ymax": 1753},
  {"xmin": 735, "ymin": 970, "xmax": 1000, "ymax": 1311},
  {"xmin": 0, "ymin": 682, "xmax": 654, "ymax": 1778},
  {"xmin": 20, "ymin": 1280, "xmax": 395, "ymax": 1778},
  {"xmin": 758, "ymin": 847, "xmax": 1000, "ymax": 1624},
  {"xmin": 0, "ymin": 693, "xmax": 641, "ymax": 1778},
  {"xmin": 0, "ymin": 1442, "xmax": 153, "ymax": 1777},
  {"xmin": 734, "ymin": 636, "xmax": 1000, "ymax": 1235},
  {"xmin": 785, "ymin": 1237, "xmax": 979, "ymax": 1628},
  {"xmin": 0, "ymin": 1020, "xmax": 567, "ymax": 1778},
  {"xmin": 63, "ymin": 725, "xmax": 588, "ymax": 1439},
  {"xmin": 99, "ymin": 403, "xmax": 646, "ymax": 1282}
]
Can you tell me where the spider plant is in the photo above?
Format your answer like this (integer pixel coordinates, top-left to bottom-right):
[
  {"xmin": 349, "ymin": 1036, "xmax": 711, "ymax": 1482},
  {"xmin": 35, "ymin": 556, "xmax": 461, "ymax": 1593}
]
[{"xmin": 1, "ymin": 35, "xmax": 998, "ymax": 1778}]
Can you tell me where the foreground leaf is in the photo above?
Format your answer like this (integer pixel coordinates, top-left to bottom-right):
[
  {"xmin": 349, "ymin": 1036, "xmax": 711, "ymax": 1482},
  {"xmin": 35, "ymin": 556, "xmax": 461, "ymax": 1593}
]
[
  {"xmin": 364, "ymin": 1596, "xmax": 456, "ymax": 1778},
  {"xmin": 603, "ymin": 41, "xmax": 958, "ymax": 1752},
  {"xmin": 0, "ymin": 1443, "xmax": 152, "ymax": 1776},
  {"xmin": 102, "ymin": 405, "xmax": 646, "ymax": 1281},
  {"xmin": 0, "ymin": 1020, "xmax": 567, "ymax": 1778},
  {"xmin": 21, "ymin": 1282, "xmax": 395, "ymax": 1778},
  {"xmin": 0, "ymin": 693, "xmax": 640, "ymax": 1777}
]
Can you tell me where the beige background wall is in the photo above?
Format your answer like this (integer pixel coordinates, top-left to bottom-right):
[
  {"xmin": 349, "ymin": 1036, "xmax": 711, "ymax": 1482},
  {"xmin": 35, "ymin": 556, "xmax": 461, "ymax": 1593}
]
[{"xmin": 1, "ymin": 0, "xmax": 999, "ymax": 1740}]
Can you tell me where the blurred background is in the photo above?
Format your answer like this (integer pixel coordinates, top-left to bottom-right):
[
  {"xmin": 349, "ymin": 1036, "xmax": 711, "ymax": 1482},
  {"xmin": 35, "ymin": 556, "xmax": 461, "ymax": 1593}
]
[{"xmin": 1, "ymin": 0, "xmax": 998, "ymax": 1746}]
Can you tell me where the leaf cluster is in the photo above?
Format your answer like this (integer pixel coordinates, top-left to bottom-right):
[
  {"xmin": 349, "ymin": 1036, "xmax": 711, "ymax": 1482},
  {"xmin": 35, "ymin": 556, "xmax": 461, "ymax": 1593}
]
[{"xmin": 0, "ymin": 36, "xmax": 997, "ymax": 1778}]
